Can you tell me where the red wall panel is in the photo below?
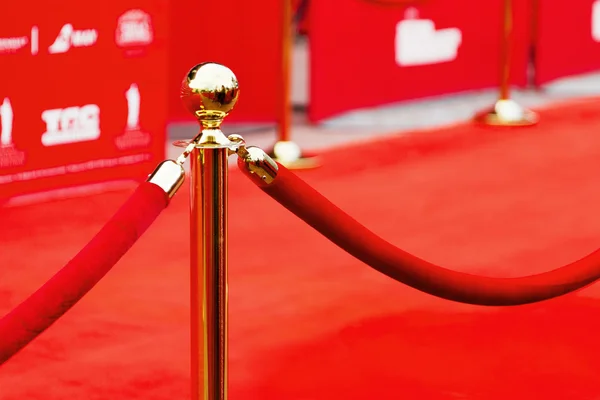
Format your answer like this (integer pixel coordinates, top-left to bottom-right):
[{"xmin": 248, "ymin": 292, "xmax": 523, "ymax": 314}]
[
  {"xmin": 535, "ymin": 0, "xmax": 600, "ymax": 85},
  {"xmin": 168, "ymin": 0, "xmax": 283, "ymax": 123},
  {"xmin": 309, "ymin": 0, "xmax": 532, "ymax": 122}
]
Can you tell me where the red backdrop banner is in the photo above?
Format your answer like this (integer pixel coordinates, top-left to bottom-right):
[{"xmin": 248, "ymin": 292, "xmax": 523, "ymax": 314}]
[
  {"xmin": 535, "ymin": 0, "xmax": 600, "ymax": 85},
  {"xmin": 168, "ymin": 0, "xmax": 283, "ymax": 123},
  {"xmin": 0, "ymin": 1, "xmax": 168, "ymax": 199},
  {"xmin": 308, "ymin": 0, "xmax": 532, "ymax": 122}
]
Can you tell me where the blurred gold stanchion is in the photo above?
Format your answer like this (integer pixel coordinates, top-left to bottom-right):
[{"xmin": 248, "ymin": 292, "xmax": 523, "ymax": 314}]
[
  {"xmin": 177, "ymin": 62, "xmax": 242, "ymax": 400},
  {"xmin": 268, "ymin": 0, "xmax": 320, "ymax": 169},
  {"xmin": 474, "ymin": 0, "xmax": 539, "ymax": 126}
]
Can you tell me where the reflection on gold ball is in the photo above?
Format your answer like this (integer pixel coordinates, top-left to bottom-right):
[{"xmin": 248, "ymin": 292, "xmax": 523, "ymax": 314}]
[{"xmin": 180, "ymin": 62, "xmax": 239, "ymax": 119}]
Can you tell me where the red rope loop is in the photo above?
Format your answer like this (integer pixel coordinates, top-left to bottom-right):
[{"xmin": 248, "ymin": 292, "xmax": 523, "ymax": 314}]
[
  {"xmin": 247, "ymin": 163, "xmax": 600, "ymax": 306},
  {"xmin": 0, "ymin": 182, "xmax": 169, "ymax": 365}
]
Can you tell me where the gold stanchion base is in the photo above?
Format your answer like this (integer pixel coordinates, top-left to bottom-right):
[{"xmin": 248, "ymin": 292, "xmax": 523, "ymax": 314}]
[
  {"xmin": 474, "ymin": 99, "xmax": 539, "ymax": 127},
  {"xmin": 268, "ymin": 141, "xmax": 321, "ymax": 170}
]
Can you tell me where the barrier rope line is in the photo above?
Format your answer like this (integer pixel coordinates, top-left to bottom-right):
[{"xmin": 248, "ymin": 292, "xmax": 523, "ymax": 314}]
[
  {"xmin": 237, "ymin": 146, "xmax": 600, "ymax": 307},
  {"xmin": 0, "ymin": 160, "xmax": 186, "ymax": 366}
]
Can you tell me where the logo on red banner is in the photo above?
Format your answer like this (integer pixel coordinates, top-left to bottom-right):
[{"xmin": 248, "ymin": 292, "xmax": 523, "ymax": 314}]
[
  {"xmin": 0, "ymin": 36, "xmax": 27, "ymax": 54},
  {"xmin": 593, "ymin": 0, "xmax": 600, "ymax": 42},
  {"xmin": 116, "ymin": 10, "xmax": 154, "ymax": 48},
  {"xmin": 0, "ymin": 27, "xmax": 38, "ymax": 55},
  {"xmin": 48, "ymin": 24, "xmax": 98, "ymax": 54},
  {"xmin": 41, "ymin": 104, "xmax": 101, "ymax": 146},
  {"xmin": 1, "ymin": 98, "xmax": 13, "ymax": 147},
  {"xmin": 115, "ymin": 83, "xmax": 151, "ymax": 150},
  {"xmin": 395, "ymin": 8, "xmax": 462, "ymax": 67},
  {"xmin": 0, "ymin": 97, "xmax": 26, "ymax": 167}
]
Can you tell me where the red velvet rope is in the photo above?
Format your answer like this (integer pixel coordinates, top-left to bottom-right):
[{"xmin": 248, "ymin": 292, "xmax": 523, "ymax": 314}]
[
  {"xmin": 0, "ymin": 182, "xmax": 169, "ymax": 365},
  {"xmin": 252, "ymin": 164, "xmax": 600, "ymax": 306}
]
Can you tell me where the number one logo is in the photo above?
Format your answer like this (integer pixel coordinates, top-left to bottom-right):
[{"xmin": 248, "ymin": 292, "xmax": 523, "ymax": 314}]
[
  {"xmin": 0, "ymin": 98, "xmax": 13, "ymax": 147},
  {"xmin": 125, "ymin": 83, "xmax": 140, "ymax": 131}
]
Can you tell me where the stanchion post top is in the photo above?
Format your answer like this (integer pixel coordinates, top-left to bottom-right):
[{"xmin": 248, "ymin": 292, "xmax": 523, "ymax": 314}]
[{"xmin": 181, "ymin": 62, "xmax": 239, "ymax": 130}]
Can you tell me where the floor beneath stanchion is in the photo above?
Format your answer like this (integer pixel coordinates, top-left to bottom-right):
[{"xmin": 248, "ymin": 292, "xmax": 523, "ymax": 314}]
[{"xmin": 2, "ymin": 97, "xmax": 600, "ymax": 399}]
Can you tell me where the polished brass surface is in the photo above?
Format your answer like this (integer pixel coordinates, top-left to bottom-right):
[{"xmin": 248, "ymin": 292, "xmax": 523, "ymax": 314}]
[
  {"xmin": 227, "ymin": 134, "xmax": 246, "ymax": 156},
  {"xmin": 237, "ymin": 145, "xmax": 279, "ymax": 185},
  {"xmin": 473, "ymin": 0, "xmax": 539, "ymax": 127},
  {"xmin": 474, "ymin": 99, "xmax": 539, "ymax": 126},
  {"xmin": 280, "ymin": 0, "xmax": 293, "ymax": 143},
  {"xmin": 181, "ymin": 62, "xmax": 239, "ymax": 130},
  {"xmin": 190, "ymin": 146, "xmax": 229, "ymax": 400},
  {"xmin": 175, "ymin": 140, "xmax": 201, "ymax": 164},
  {"xmin": 180, "ymin": 62, "xmax": 239, "ymax": 400},
  {"xmin": 197, "ymin": 128, "xmax": 234, "ymax": 148},
  {"xmin": 268, "ymin": 140, "xmax": 320, "ymax": 170},
  {"xmin": 268, "ymin": 1, "xmax": 320, "ymax": 170},
  {"xmin": 173, "ymin": 131, "xmax": 240, "ymax": 151},
  {"xmin": 499, "ymin": 0, "xmax": 512, "ymax": 101},
  {"xmin": 146, "ymin": 160, "xmax": 185, "ymax": 198}
]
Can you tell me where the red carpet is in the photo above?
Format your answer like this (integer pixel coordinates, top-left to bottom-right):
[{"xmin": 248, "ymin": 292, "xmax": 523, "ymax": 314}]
[{"xmin": 2, "ymin": 98, "xmax": 600, "ymax": 399}]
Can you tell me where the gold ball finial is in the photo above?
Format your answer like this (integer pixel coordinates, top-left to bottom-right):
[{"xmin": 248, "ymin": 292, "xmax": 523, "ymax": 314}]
[{"xmin": 180, "ymin": 62, "xmax": 239, "ymax": 128}]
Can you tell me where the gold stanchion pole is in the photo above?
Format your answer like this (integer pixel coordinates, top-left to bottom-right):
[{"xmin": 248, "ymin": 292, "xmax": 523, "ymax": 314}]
[
  {"xmin": 474, "ymin": 0, "xmax": 539, "ymax": 126},
  {"xmin": 268, "ymin": 0, "xmax": 320, "ymax": 169},
  {"xmin": 178, "ymin": 62, "xmax": 241, "ymax": 400}
]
